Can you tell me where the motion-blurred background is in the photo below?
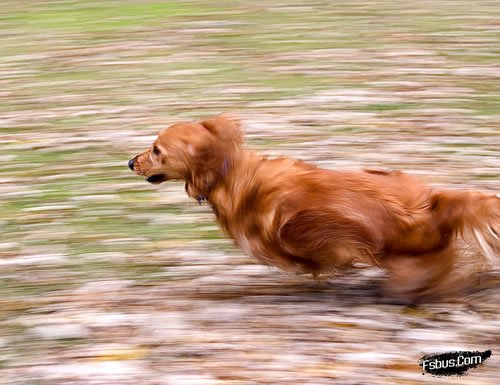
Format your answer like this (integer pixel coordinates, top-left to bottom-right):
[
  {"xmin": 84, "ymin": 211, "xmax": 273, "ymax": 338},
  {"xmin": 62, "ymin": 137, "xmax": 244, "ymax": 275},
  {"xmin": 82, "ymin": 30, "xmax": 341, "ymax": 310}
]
[{"xmin": 0, "ymin": 1, "xmax": 498, "ymax": 384}]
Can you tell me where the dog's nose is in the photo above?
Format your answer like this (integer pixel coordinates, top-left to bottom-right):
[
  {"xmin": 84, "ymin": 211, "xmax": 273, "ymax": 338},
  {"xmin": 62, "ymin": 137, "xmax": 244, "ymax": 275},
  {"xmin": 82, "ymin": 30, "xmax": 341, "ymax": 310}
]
[{"xmin": 128, "ymin": 158, "xmax": 135, "ymax": 170}]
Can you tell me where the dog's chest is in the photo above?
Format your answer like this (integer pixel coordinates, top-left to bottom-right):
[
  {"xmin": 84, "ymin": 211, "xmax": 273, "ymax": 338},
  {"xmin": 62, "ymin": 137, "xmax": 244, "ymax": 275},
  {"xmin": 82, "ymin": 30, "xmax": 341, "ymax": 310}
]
[
  {"xmin": 234, "ymin": 232, "xmax": 257, "ymax": 258},
  {"xmin": 225, "ymin": 208, "xmax": 278, "ymax": 260},
  {"xmin": 211, "ymin": 183, "xmax": 279, "ymax": 261}
]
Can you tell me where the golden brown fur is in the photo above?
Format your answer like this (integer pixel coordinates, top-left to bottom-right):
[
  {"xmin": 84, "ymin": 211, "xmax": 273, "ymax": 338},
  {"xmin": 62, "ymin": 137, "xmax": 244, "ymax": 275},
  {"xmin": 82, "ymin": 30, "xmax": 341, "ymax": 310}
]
[{"xmin": 129, "ymin": 114, "xmax": 499, "ymax": 302}]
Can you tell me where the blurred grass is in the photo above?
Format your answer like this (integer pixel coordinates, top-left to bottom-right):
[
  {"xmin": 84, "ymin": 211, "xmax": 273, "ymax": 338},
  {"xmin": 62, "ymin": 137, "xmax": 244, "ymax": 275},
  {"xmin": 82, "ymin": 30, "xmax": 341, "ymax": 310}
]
[
  {"xmin": 0, "ymin": 1, "xmax": 499, "ymax": 377},
  {"xmin": 1, "ymin": 0, "xmax": 499, "ymax": 256},
  {"xmin": 2, "ymin": 2, "xmax": 216, "ymax": 31},
  {"xmin": 1, "ymin": 0, "xmax": 499, "ymax": 274}
]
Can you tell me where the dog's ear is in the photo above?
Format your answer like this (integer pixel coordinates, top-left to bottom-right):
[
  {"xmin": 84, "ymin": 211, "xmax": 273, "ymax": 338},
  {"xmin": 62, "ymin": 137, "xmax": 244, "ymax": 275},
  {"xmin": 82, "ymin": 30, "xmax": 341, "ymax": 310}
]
[
  {"xmin": 199, "ymin": 114, "xmax": 244, "ymax": 146},
  {"xmin": 187, "ymin": 114, "xmax": 243, "ymax": 198}
]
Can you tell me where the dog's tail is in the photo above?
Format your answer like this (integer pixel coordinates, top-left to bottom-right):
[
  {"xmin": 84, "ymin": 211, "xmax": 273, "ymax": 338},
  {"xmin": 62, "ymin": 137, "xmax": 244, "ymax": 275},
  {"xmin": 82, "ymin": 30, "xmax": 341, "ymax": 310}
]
[{"xmin": 432, "ymin": 190, "xmax": 499, "ymax": 265}]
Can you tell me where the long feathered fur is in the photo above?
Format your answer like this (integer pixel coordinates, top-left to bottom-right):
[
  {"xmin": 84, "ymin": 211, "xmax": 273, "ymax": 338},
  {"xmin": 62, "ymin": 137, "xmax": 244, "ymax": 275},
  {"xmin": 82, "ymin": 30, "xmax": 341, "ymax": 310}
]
[{"xmin": 130, "ymin": 114, "xmax": 499, "ymax": 302}]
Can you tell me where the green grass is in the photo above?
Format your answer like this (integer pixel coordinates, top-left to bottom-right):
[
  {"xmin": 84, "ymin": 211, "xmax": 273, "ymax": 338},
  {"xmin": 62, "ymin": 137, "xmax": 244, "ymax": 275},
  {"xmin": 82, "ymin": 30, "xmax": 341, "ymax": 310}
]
[
  {"xmin": 362, "ymin": 103, "xmax": 419, "ymax": 111},
  {"xmin": 2, "ymin": 2, "xmax": 218, "ymax": 32}
]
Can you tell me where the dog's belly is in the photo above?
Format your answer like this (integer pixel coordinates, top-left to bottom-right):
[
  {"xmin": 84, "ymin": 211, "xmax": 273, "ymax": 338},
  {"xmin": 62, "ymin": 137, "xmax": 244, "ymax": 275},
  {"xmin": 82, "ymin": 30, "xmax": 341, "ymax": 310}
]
[{"xmin": 230, "ymin": 221, "xmax": 307, "ymax": 272}]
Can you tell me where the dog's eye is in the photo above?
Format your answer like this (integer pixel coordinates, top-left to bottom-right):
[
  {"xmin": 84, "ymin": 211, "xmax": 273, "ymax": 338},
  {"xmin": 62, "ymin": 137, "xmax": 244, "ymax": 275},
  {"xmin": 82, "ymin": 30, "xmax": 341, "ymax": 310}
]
[{"xmin": 152, "ymin": 146, "xmax": 161, "ymax": 156}]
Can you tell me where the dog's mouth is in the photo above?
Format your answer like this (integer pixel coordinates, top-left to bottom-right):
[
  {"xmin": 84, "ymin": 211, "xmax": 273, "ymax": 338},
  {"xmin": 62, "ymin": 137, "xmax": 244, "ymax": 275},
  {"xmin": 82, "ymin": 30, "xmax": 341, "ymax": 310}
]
[{"xmin": 146, "ymin": 174, "xmax": 168, "ymax": 184}]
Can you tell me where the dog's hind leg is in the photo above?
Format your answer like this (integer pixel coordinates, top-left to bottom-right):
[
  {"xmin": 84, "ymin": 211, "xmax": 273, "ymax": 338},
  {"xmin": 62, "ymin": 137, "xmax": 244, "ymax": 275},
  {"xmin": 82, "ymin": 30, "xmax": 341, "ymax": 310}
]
[{"xmin": 382, "ymin": 245, "xmax": 465, "ymax": 303}]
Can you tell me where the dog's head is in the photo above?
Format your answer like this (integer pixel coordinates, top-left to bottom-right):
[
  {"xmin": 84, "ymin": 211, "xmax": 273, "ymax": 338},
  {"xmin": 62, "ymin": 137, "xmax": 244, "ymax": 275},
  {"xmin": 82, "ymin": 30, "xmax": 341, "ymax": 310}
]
[{"xmin": 128, "ymin": 114, "xmax": 244, "ymax": 198}]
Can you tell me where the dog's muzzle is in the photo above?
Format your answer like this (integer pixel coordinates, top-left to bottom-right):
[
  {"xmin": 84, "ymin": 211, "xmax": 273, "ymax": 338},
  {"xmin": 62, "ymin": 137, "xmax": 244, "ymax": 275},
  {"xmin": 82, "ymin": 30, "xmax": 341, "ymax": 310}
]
[{"xmin": 146, "ymin": 174, "xmax": 168, "ymax": 184}]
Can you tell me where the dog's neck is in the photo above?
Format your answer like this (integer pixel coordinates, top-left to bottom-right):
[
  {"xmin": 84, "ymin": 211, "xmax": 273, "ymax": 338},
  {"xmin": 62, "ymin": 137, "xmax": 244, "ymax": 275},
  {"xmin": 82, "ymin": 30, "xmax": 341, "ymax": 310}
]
[
  {"xmin": 195, "ymin": 158, "xmax": 229, "ymax": 204},
  {"xmin": 205, "ymin": 150, "xmax": 259, "ymax": 207},
  {"xmin": 185, "ymin": 152, "xmax": 243, "ymax": 203}
]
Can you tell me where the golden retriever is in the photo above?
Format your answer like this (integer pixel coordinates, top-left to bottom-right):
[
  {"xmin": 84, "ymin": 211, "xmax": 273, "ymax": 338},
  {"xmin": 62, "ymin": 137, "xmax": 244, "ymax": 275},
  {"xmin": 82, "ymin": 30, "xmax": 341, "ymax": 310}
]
[{"xmin": 129, "ymin": 114, "xmax": 498, "ymax": 301}]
